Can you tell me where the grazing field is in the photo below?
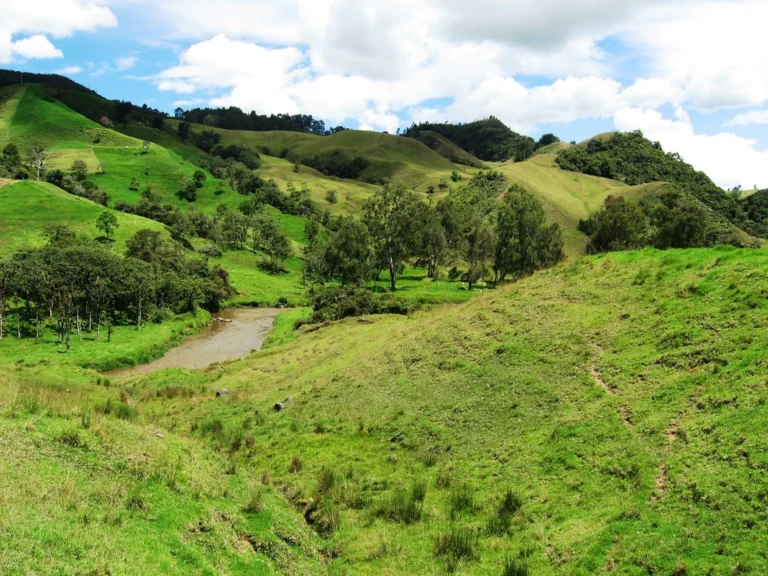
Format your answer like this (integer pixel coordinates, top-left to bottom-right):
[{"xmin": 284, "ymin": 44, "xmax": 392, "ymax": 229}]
[{"xmin": 3, "ymin": 246, "xmax": 768, "ymax": 574}]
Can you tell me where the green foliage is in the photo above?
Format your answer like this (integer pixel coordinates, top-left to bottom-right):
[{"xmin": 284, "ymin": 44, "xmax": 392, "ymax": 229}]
[
  {"xmin": 556, "ymin": 131, "xmax": 747, "ymax": 227},
  {"xmin": 309, "ymin": 285, "xmax": 410, "ymax": 323},
  {"xmin": 324, "ymin": 217, "xmax": 372, "ymax": 286},
  {"xmin": 405, "ymin": 117, "xmax": 539, "ymax": 162},
  {"xmin": 95, "ymin": 210, "xmax": 119, "ymax": 239},
  {"xmin": 494, "ymin": 185, "xmax": 564, "ymax": 281}
]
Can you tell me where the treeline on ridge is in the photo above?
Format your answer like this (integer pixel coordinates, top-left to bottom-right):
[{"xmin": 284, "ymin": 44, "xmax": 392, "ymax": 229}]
[{"xmin": 174, "ymin": 106, "xmax": 346, "ymax": 136}]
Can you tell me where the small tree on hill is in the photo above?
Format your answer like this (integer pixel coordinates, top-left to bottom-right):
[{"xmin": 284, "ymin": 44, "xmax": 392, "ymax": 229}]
[
  {"xmin": 29, "ymin": 147, "xmax": 50, "ymax": 181},
  {"xmin": 96, "ymin": 211, "xmax": 119, "ymax": 240},
  {"xmin": 193, "ymin": 170, "xmax": 207, "ymax": 189},
  {"xmin": 177, "ymin": 177, "xmax": 197, "ymax": 202},
  {"xmin": 70, "ymin": 160, "xmax": 88, "ymax": 182},
  {"xmin": 324, "ymin": 217, "xmax": 372, "ymax": 286}
]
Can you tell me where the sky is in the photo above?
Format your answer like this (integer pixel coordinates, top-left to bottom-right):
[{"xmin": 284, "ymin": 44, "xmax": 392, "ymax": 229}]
[{"xmin": 2, "ymin": 0, "xmax": 768, "ymax": 190}]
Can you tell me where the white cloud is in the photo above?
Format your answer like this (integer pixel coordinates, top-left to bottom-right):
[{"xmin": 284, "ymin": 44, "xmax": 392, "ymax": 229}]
[
  {"xmin": 725, "ymin": 110, "xmax": 768, "ymax": 127},
  {"xmin": 116, "ymin": 56, "xmax": 138, "ymax": 71},
  {"xmin": 9, "ymin": 34, "xmax": 62, "ymax": 59},
  {"xmin": 0, "ymin": 0, "xmax": 117, "ymax": 64},
  {"xmin": 614, "ymin": 107, "xmax": 768, "ymax": 190},
  {"xmin": 56, "ymin": 65, "xmax": 82, "ymax": 75}
]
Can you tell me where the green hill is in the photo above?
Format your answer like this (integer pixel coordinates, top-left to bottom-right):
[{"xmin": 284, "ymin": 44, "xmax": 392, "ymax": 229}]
[
  {"xmin": 175, "ymin": 121, "xmax": 468, "ymax": 192},
  {"xmin": 0, "ymin": 180, "xmax": 167, "ymax": 255},
  {"xmin": 407, "ymin": 130, "xmax": 485, "ymax": 167}
]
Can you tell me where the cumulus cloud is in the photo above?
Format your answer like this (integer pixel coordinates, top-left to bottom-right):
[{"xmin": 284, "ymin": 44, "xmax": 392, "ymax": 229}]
[
  {"xmin": 725, "ymin": 110, "xmax": 768, "ymax": 127},
  {"xmin": 614, "ymin": 107, "xmax": 768, "ymax": 189},
  {"xmin": 0, "ymin": 0, "xmax": 117, "ymax": 63}
]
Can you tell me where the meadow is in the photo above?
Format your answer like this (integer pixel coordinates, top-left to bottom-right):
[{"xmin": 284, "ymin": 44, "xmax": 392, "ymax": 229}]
[{"xmin": 3, "ymin": 246, "xmax": 767, "ymax": 574}]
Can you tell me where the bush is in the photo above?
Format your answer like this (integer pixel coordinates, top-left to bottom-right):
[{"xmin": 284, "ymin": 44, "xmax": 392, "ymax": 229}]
[
  {"xmin": 325, "ymin": 189, "xmax": 338, "ymax": 204},
  {"xmin": 309, "ymin": 286, "xmax": 411, "ymax": 323},
  {"xmin": 243, "ymin": 487, "xmax": 265, "ymax": 513}
]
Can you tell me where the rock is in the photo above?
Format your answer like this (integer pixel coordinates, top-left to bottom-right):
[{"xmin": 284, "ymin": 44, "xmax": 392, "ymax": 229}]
[
  {"xmin": 273, "ymin": 402, "xmax": 284, "ymax": 412},
  {"xmin": 216, "ymin": 389, "xmax": 231, "ymax": 397},
  {"xmin": 152, "ymin": 432, "xmax": 165, "ymax": 439},
  {"xmin": 284, "ymin": 396, "xmax": 292, "ymax": 403}
]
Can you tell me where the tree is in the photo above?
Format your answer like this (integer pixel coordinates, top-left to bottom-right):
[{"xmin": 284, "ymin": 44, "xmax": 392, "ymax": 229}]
[
  {"xmin": 579, "ymin": 196, "xmax": 648, "ymax": 253},
  {"xmin": 177, "ymin": 177, "xmax": 197, "ymax": 202},
  {"xmin": 325, "ymin": 218, "xmax": 372, "ymax": 286},
  {"xmin": 363, "ymin": 184, "xmax": 420, "ymax": 291},
  {"xmin": 450, "ymin": 170, "xmax": 462, "ymax": 182},
  {"xmin": 70, "ymin": 159, "xmax": 88, "ymax": 182},
  {"xmin": 494, "ymin": 185, "xmax": 564, "ymax": 281},
  {"xmin": 252, "ymin": 212, "xmax": 291, "ymax": 271},
  {"xmin": 193, "ymin": 170, "xmax": 207, "ymax": 188},
  {"xmin": 96, "ymin": 211, "xmax": 119, "ymax": 240},
  {"xmin": 29, "ymin": 147, "xmax": 50, "ymax": 181},
  {"xmin": 414, "ymin": 204, "xmax": 447, "ymax": 279},
  {"xmin": 115, "ymin": 101, "xmax": 133, "ymax": 127},
  {"xmin": 536, "ymin": 133, "xmax": 560, "ymax": 149},
  {"xmin": 325, "ymin": 189, "xmax": 338, "ymax": 204},
  {"xmin": 177, "ymin": 121, "xmax": 191, "ymax": 140}
]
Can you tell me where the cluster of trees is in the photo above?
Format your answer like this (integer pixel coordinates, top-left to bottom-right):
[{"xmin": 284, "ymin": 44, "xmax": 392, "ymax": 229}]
[
  {"xmin": 579, "ymin": 187, "xmax": 745, "ymax": 253},
  {"xmin": 740, "ymin": 189, "xmax": 768, "ymax": 237},
  {"xmin": 556, "ymin": 131, "xmax": 748, "ymax": 228},
  {"xmin": 300, "ymin": 149, "xmax": 370, "ymax": 179},
  {"xmin": 173, "ymin": 106, "xmax": 344, "ymax": 136},
  {"xmin": 46, "ymin": 160, "xmax": 109, "ymax": 205},
  {"xmin": 0, "ymin": 70, "xmax": 96, "ymax": 95},
  {"xmin": 0, "ymin": 143, "xmax": 28, "ymax": 179},
  {"xmin": 0, "ymin": 225, "xmax": 232, "ymax": 350},
  {"xmin": 302, "ymin": 172, "xmax": 564, "ymax": 292},
  {"xmin": 403, "ymin": 118, "xmax": 560, "ymax": 162}
]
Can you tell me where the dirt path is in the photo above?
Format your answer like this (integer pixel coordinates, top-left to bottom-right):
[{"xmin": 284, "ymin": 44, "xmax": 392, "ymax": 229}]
[{"xmin": 589, "ymin": 341, "xmax": 633, "ymax": 428}]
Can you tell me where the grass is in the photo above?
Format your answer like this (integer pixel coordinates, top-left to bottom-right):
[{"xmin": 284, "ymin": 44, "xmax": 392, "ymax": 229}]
[
  {"xmin": 94, "ymin": 245, "xmax": 768, "ymax": 575},
  {"xmin": 0, "ymin": 180, "xmax": 168, "ymax": 255},
  {"xmin": 494, "ymin": 154, "xmax": 666, "ymax": 258}
]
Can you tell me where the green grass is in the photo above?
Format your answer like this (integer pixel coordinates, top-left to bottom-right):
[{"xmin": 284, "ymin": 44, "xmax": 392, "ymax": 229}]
[
  {"xmin": 0, "ymin": 180, "xmax": 168, "ymax": 255},
  {"xmin": 5, "ymin": 85, "xmax": 137, "ymax": 152},
  {"xmin": 0, "ymin": 308, "xmax": 209, "ymax": 371},
  {"xmin": 173, "ymin": 121, "xmax": 478, "ymax": 195},
  {"xmin": 105, "ymin": 245, "xmax": 768, "ymax": 575},
  {"xmin": 262, "ymin": 308, "xmax": 312, "ymax": 349},
  {"xmin": 495, "ymin": 154, "xmax": 665, "ymax": 258}
]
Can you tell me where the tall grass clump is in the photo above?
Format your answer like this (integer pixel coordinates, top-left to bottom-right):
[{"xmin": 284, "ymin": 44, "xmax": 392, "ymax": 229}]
[
  {"xmin": 434, "ymin": 526, "xmax": 480, "ymax": 572},
  {"xmin": 449, "ymin": 482, "xmax": 475, "ymax": 518},
  {"xmin": 487, "ymin": 489, "xmax": 523, "ymax": 535},
  {"xmin": 376, "ymin": 479, "xmax": 427, "ymax": 524},
  {"xmin": 502, "ymin": 558, "xmax": 530, "ymax": 576}
]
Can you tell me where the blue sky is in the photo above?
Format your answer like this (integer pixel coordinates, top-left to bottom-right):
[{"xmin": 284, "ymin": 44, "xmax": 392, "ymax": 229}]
[{"xmin": 3, "ymin": 0, "xmax": 768, "ymax": 189}]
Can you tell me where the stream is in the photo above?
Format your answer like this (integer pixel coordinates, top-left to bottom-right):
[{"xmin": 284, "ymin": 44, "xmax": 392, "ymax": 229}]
[{"xmin": 106, "ymin": 307, "xmax": 282, "ymax": 376}]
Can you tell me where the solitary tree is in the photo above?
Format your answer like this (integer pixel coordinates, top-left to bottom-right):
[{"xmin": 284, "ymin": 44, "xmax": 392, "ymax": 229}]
[
  {"xmin": 324, "ymin": 217, "xmax": 372, "ymax": 286},
  {"xmin": 29, "ymin": 147, "xmax": 50, "ymax": 181},
  {"xmin": 96, "ymin": 211, "xmax": 119, "ymax": 240}
]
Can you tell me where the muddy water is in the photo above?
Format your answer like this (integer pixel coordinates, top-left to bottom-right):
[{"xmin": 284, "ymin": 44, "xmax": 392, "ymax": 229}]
[{"xmin": 107, "ymin": 308, "xmax": 282, "ymax": 376}]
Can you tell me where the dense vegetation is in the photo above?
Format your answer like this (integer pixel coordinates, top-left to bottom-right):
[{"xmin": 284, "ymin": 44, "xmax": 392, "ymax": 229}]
[
  {"xmin": 0, "ymin": 225, "xmax": 231, "ymax": 350},
  {"xmin": 403, "ymin": 117, "xmax": 558, "ymax": 162},
  {"xmin": 579, "ymin": 185, "xmax": 752, "ymax": 252},
  {"xmin": 556, "ymin": 131, "xmax": 747, "ymax": 227}
]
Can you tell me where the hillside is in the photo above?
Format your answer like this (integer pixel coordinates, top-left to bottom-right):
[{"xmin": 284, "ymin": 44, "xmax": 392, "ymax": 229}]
[
  {"xmin": 4, "ymin": 246, "xmax": 768, "ymax": 574},
  {"xmin": 492, "ymin": 154, "xmax": 664, "ymax": 256},
  {"xmin": 407, "ymin": 130, "xmax": 485, "ymax": 168},
  {"xmin": 0, "ymin": 180, "xmax": 167, "ymax": 255},
  {"xmin": 175, "ymin": 121, "xmax": 469, "ymax": 192}
]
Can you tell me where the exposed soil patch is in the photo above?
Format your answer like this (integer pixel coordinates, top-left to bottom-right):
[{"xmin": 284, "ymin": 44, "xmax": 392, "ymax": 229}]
[{"xmin": 651, "ymin": 465, "xmax": 668, "ymax": 502}]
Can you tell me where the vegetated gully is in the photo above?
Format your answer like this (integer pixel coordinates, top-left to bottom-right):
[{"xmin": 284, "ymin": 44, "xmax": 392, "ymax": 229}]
[{"xmin": 106, "ymin": 308, "xmax": 283, "ymax": 376}]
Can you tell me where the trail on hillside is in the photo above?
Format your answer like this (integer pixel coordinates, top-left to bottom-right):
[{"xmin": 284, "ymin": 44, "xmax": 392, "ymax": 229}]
[{"xmin": 589, "ymin": 341, "xmax": 634, "ymax": 429}]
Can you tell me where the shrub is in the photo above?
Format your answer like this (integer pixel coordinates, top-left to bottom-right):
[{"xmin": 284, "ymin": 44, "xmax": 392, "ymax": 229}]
[
  {"xmin": 434, "ymin": 526, "xmax": 479, "ymax": 572},
  {"xmin": 58, "ymin": 427, "xmax": 82, "ymax": 447},
  {"xmin": 317, "ymin": 467, "xmax": 336, "ymax": 494},
  {"xmin": 310, "ymin": 286, "xmax": 411, "ymax": 323},
  {"xmin": 376, "ymin": 483, "xmax": 425, "ymax": 524},
  {"xmin": 325, "ymin": 189, "xmax": 338, "ymax": 204},
  {"xmin": 289, "ymin": 455, "xmax": 303, "ymax": 474}
]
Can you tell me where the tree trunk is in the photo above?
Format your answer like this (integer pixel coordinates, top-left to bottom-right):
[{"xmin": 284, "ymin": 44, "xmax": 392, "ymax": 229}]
[
  {"xmin": 16, "ymin": 300, "xmax": 21, "ymax": 339},
  {"xmin": 389, "ymin": 259, "xmax": 397, "ymax": 291},
  {"xmin": 137, "ymin": 297, "xmax": 142, "ymax": 330}
]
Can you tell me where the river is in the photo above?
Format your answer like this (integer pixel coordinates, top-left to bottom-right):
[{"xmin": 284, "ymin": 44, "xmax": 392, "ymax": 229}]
[{"xmin": 106, "ymin": 307, "xmax": 283, "ymax": 376}]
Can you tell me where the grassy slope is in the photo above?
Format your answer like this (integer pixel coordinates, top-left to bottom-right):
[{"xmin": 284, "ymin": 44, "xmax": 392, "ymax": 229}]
[
  {"xmin": 121, "ymin": 246, "xmax": 768, "ymax": 575},
  {"xmin": 175, "ymin": 122, "xmax": 476, "ymax": 194},
  {"xmin": 495, "ymin": 154, "xmax": 665, "ymax": 257},
  {"xmin": 406, "ymin": 130, "xmax": 485, "ymax": 167},
  {"xmin": 0, "ymin": 368, "xmax": 327, "ymax": 575},
  {"xmin": 0, "ymin": 180, "xmax": 167, "ymax": 255}
]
